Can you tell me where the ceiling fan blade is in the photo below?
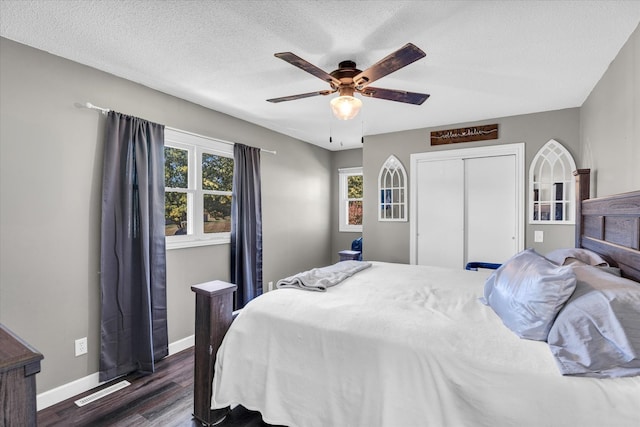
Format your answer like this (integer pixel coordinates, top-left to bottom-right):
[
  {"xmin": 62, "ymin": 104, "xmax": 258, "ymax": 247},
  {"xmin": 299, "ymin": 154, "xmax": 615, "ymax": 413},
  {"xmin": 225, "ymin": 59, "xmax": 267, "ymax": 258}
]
[
  {"xmin": 267, "ymin": 89, "xmax": 334, "ymax": 103},
  {"xmin": 353, "ymin": 43, "xmax": 426, "ymax": 88},
  {"xmin": 359, "ymin": 87, "xmax": 430, "ymax": 105},
  {"xmin": 275, "ymin": 52, "xmax": 342, "ymax": 86}
]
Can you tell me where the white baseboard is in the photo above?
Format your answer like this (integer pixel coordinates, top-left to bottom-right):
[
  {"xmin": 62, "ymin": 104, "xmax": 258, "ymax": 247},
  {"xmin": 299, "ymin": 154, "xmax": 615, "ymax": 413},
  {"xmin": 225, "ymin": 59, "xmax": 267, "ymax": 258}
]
[
  {"xmin": 37, "ymin": 372, "xmax": 102, "ymax": 411},
  {"xmin": 36, "ymin": 334, "xmax": 195, "ymax": 411},
  {"xmin": 168, "ymin": 334, "xmax": 194, "ymax": 355}
]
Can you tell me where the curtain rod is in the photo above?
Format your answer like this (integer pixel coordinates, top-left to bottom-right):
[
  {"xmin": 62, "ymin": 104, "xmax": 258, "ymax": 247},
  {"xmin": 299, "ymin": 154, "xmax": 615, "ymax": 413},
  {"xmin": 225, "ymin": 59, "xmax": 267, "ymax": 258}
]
[{"xmin": 79, "ymin": 102, "xmax": 276, "ymax": 155}]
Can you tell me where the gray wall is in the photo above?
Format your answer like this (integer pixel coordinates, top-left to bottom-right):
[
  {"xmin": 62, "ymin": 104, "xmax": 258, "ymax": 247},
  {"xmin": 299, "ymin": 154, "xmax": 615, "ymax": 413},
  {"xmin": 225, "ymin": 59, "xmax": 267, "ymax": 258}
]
[
  {"xmin": 580, "ymin": 23, "xmax": 640, "ymax": 197},
  {"xmin": 330, "ymin": 148, "xmax": 363, "ymax": 263},
  {"xmin": 0, "ymin": 38, "xmax": 332, "ymax": 393},
  {"xmin": 362, "ymin": 109, "xmax": 581, "ymax": 263}
]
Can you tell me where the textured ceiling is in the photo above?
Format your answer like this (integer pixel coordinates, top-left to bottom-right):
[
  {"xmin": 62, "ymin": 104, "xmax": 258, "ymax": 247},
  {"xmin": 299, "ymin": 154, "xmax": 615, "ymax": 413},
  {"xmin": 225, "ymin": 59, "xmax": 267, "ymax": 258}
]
[{"xmin": 1, "ymin": 0, "xmax": 639, "ymax": 150}]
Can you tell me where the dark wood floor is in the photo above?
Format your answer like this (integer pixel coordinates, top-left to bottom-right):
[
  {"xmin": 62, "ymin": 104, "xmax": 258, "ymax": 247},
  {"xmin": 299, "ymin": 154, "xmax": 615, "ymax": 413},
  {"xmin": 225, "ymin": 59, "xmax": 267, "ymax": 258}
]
[{"xmin": 37, "ymin": 347, "xmax": 274, "ymax": 427}]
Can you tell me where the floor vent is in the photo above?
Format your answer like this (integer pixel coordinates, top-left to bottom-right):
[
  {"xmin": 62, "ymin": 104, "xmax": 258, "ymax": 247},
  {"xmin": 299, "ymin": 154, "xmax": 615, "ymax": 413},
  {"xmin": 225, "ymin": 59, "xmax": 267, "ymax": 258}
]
[{"xmin": 74, "ymin": 380, "xmax": 131, "ymax": 407}]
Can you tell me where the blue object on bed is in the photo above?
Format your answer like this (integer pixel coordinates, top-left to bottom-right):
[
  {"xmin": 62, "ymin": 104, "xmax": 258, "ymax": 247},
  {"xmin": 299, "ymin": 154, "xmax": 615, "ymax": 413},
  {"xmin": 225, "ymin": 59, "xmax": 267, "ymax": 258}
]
[{"xmin": 465, "ymin": 262, "xmax": 501, "ymax": 271}]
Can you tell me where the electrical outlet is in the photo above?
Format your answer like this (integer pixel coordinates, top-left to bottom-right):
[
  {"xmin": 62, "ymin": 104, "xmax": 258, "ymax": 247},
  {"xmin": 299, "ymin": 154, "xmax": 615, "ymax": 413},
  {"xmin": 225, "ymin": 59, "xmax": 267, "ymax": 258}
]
[
  {"xmin": 534, "ymin": 230, "xmax": 544, "ymax": 243},
  {"xmin": 75, "ymin": 337, "xmax": 88, "ymax": 356},
  {"xmin": 268, "ymin": 281, "xmax": 274, "ymax": 291}
]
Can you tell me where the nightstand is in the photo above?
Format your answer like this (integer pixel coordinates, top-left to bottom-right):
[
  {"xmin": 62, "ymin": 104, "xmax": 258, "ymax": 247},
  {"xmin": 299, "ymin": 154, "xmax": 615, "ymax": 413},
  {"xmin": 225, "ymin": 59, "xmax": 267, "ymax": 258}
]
[{"xmin": 339, "ymin": 250, "xmax": 361, "ymax": 261}]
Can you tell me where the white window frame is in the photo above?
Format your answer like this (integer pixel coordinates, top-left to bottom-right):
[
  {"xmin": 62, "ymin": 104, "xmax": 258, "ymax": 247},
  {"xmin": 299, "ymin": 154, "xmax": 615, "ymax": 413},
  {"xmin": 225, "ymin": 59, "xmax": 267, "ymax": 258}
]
[
  {"xmin": 339, "ymin": 167, "xmax": 363, "ymax": 232},
  {"xmin": 165, "ymin": 128, "xmax": 234, "ymax": 250},
  {"xmin": 378, "ymin": 155, "xmax": 408, "ymax": 222},
  {"xmin": 529, "ymin": 139, "xmax": 577, "ymax": 224}
]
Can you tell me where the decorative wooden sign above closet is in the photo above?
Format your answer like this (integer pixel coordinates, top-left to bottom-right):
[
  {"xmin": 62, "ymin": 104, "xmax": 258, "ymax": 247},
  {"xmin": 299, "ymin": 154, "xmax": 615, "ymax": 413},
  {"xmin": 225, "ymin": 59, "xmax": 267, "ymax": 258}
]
[{"xmin": 430, "ymin": 124, "xmax": 498, "ymax": 145}]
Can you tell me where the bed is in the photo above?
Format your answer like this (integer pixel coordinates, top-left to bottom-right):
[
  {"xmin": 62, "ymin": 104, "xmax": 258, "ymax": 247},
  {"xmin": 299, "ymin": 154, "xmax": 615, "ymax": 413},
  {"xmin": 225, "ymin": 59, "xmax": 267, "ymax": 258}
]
[{"xmin": 192, "ymin": 169, "xmax": 640, "ymax": 427}]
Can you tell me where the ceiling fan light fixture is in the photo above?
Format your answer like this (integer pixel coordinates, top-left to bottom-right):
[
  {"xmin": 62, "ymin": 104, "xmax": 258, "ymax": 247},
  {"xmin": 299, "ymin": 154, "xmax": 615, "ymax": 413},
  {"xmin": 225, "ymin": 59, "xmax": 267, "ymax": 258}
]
[{"xmin": 330, "ymin": 95, "xmax": 362, "ymax": 120}]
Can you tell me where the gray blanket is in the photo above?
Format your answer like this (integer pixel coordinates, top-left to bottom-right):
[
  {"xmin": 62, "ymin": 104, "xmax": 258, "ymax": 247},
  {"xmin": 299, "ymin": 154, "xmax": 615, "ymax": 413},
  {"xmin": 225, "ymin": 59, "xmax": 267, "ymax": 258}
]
[{"xmin": 276, "ymin": 261, "xmax": 372, "ymax": 292}]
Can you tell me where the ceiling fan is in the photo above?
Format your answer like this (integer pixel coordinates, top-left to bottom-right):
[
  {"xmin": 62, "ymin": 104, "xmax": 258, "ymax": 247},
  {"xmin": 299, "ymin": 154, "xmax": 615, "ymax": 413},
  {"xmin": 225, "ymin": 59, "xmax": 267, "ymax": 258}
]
[{"xmin": 267, "ymin": 43, "xmax": 430, "ymax": 120}]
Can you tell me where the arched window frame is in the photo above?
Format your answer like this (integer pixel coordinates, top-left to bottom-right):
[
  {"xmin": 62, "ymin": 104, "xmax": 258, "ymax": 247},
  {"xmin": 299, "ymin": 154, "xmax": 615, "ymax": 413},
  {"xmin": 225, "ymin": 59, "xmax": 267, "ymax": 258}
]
[
  {"xmin": 378, "ymin": 155, "xmax": 407, "ymax": 222},
  {"xmin": 529, "ymin": 139, "xmax": 577, "ymax": 224}
]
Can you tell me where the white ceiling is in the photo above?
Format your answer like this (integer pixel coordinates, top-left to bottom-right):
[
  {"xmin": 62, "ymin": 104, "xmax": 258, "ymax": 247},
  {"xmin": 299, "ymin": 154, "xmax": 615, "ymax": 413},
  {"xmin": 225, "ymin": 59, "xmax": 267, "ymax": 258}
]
[{"xmin": 2, "ymin": 1, "xmax": 639, "ymax": 151}]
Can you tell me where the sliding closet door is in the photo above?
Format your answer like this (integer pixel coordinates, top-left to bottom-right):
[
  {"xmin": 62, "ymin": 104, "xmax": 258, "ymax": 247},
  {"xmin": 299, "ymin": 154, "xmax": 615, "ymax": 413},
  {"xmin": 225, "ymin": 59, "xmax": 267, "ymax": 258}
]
[
  {"xmin": 415, "ymin": 159, "xmax": 464, "ymax": 268},
  {"xmin": 410, "ymin": 143, "xmax": 524, "ymax": 268},
  {"xmin": 465, "ymin": 155, "xmax": 517, "ymax": 264}
]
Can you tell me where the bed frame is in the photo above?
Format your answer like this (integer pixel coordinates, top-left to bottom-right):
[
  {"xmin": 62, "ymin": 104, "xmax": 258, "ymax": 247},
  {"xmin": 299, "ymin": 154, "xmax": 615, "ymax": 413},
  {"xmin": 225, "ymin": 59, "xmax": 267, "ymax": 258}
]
[
  {"xmin": 574, "ymin": 169, "xmax": 640, "ymax": 282},
  {"xmin": 190, "ymin": 281, "xmax": 236, "ymax": 425},
  {"xmin": 190, "ymin": 169, "xmax": 640, "ymax": 426}
]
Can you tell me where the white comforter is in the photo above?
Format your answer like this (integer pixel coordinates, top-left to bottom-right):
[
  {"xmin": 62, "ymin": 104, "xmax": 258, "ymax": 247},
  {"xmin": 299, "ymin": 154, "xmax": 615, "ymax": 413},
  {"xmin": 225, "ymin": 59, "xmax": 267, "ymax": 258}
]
[{"xmin": 211, "ymin": 262, "xmax": 640, "ymax": 427}]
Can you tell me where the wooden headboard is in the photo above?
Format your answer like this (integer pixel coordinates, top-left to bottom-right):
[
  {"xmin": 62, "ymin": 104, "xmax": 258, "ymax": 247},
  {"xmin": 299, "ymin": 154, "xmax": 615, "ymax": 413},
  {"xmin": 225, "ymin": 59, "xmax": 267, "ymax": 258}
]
[{"xmin": 574, "ymin": 169, "xmax": 640, "ymax": 282}]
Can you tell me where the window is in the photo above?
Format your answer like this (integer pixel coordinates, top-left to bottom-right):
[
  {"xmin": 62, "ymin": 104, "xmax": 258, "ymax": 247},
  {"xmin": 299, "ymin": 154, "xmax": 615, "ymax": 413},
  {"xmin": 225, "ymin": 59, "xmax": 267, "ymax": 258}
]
[
  {"xmin": 339, "ymin": 167, "xmax": 363, "ymax": 232},
  {"xmin": 378, "ymin": 155, "xmax": 407, "ymax": 221},
  {"xmin": 164, "ymin": 129, "xmax": 234, "ymax": 249},
  {"xmin": 529, "ymin": 139, "xmax": 576, "ymax": 224}
]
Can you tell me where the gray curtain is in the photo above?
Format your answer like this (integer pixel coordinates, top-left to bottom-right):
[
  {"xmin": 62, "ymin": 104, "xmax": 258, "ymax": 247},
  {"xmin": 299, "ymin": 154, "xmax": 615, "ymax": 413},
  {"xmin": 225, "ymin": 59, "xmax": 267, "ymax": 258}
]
[
  {"xmin": 231, "ymin": 143, "xmax": 263, "ymax": 309},
  {"xmin": 99, "ymin": 111, "xmax": 168, "ymax": 382}
]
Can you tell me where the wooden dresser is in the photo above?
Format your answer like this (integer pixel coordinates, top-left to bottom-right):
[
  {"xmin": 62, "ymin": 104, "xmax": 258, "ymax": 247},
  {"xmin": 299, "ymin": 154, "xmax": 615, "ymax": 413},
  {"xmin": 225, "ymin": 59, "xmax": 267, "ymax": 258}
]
[{"xmin": 0, "ymin": 323, "xmax": 43, "ymax": 427}]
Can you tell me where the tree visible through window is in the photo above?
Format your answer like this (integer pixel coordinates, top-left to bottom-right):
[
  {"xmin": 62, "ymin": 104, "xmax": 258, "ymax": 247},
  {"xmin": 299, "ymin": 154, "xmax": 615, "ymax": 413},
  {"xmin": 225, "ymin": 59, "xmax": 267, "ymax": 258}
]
[
  {"xmin": 164, "ymin": 129, "xmax": 234, "ymax": 248},
  {"xmin": 347, "ymin": 174, "xmax": 363, "ymax": 226},
  {"xmin": 339, "ymin": 167, "xmax": 363, "ymax": 232},
  {"xmin": 201, "ymin": 153, "xmax": 233, "ymax": 234},
  {"xmin": 165, "ymin": 146, "xmax": 189, "ymax": 235}
]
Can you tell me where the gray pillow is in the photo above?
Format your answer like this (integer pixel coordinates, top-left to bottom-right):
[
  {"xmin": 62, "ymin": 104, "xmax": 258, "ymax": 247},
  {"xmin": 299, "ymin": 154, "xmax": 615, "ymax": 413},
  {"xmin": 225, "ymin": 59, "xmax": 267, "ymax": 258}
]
[
  {"xmin": 482, "ymin": 249, "xmax": 577, "ymax": 341},
  {"xmin": 547, "ymin": 265, "xmax": 640, "ymax": 378},
  {"xmin": 545, "ymin": 248, "xmax": 609, "ymax": 267},
  {"xmin": 561, "ymin": 257, "xmax": 622, "ymax": 276}
]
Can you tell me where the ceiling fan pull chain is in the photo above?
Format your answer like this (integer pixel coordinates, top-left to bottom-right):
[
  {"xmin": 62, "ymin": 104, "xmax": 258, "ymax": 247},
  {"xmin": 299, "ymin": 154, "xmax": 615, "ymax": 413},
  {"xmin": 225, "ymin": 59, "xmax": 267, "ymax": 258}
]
[{"xmin": 329, "ymin": 116, "xmax": 333, "ymax": 143}]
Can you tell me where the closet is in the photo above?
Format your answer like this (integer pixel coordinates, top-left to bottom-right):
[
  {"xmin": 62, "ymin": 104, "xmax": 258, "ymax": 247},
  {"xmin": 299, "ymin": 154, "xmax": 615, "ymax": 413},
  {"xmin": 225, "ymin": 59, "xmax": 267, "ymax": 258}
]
[{"xmin": 410, "ymin": 143, "xmax": 524, "ymax": 268}]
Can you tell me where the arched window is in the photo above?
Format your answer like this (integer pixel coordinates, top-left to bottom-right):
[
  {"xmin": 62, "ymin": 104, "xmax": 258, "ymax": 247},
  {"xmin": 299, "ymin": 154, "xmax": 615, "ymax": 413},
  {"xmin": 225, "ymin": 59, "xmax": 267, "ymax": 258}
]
[
  {"xmin": 529, "ymin": 139, "xmax": 577, "ymax": 224},
  {"xmin": 379, "ymin": 155, "xmax": 407, "ymax": 221}
]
